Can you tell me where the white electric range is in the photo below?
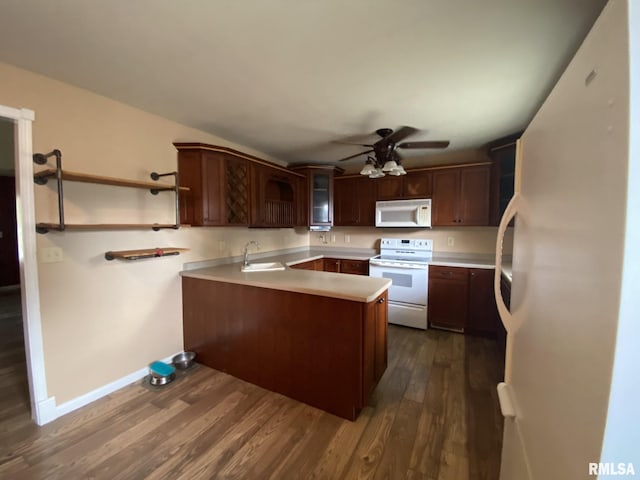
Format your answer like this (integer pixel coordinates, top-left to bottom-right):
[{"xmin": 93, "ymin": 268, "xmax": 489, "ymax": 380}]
[{"xmin": 369, "ymin": 238, "xmax": 433, "ymax": 330}]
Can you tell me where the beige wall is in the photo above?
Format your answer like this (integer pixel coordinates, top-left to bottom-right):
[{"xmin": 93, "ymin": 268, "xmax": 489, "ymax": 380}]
[
  {"xmin": 0, "ymin": 118, "xmax": 13, "ymax": 174},
  {"xmin": 0, "ymin": 62, "xmax": 308, "ymax": 404},
  {"xmin": 310, "ymin": 226, "xmax": 513, "ymax": 255}
]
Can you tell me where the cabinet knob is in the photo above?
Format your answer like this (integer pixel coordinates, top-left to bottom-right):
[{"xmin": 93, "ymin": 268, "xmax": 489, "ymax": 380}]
[{"xmin": 378, "ymin": 297, "xmax": 385, "ymax": 304}]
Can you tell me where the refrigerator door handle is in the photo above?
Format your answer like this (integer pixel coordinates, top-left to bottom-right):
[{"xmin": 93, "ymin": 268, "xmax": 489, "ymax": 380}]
[
  {"xmin": 494, "ymin": 193, "xmax": 522, "ymax": 334},
  {"xmin": 497, "ymin": 382, "xmax": 517, "ymax": 418}
]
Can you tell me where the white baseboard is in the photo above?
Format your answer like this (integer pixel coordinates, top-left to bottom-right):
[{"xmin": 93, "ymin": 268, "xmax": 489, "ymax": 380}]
[
  {"xmin": 34, "ymin": 396, "xmax": 57, "ymax": 426},
  {"xmin": 47, "ymin": 352, "xmax": 182, "ymax": 423}
]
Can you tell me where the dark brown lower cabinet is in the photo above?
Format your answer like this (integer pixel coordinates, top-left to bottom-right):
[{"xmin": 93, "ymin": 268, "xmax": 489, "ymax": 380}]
[
  {"xmin": 428, "ymin": 266, "xmax": 500, "ymax": 335},
  {"xmin": 323, "ymin": 258, "xmax": 369, "ymax": 275},
  {"xmin": 428, "ymin": 266, "xmax": 469, "ymax": 331},
  {"xmin": 289, "ymin": 258, "xmax": 323, "ymax": 271},
  {"xmin": 340, "ymin": 259, "xmax": 369, "ymax": 275},
  {"xmin": 290, "ymin": 258, "xmax": 369, "ymax": 275},
  {"xmin": 467, "ymin": 268, "xmax": 500, "ymax": 335},
  {"xmin": 323, "ymin": 258, "xmax": 341, "ymax": 272},
  {"xmin": 363, "ymin": 293, "xmax": 388, "ymax": 401},
  {"xmin": 182, "ymin": 277, "xmax": 388, "ymax": 420}
]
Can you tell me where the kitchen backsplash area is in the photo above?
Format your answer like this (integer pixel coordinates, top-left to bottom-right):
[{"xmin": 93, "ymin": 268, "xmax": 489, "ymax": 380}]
[
  {"xmin": 183, "ymin": 226, "xmax": 310, "ymax": 261},
  {"xmin": 309, "ymin": 226, "xmax": 514, "ymax": 255}
]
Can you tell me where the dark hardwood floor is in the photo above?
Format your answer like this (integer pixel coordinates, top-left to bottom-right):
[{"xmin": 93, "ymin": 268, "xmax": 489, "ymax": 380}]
[
  {"xmin": 0, "ymin": 288, "xmax": 31, "ymax": 444},
  {"xmin": 0, "ymin": 310, "xmax": 504, "ymax": 479}
]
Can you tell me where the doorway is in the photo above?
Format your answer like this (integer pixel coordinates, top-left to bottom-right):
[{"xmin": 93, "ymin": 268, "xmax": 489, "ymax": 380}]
[
  {"xmin": 0, "ymin": 105, "xmax": 52, "ymax": 425},
  {"xmin": 0, "ymin": 119, "xmax": 31, "ymax": 426}
]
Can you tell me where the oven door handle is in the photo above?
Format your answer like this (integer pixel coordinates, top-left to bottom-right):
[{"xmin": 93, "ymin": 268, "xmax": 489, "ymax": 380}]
[{"xmin": 369, "ymin": 260, "xmax": 427, "ymax": 269}]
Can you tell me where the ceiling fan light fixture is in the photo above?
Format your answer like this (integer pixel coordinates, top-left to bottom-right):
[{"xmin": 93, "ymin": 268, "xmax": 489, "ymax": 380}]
[
  {"xmin": 360, "ymin": 158, "xmax": 376, "ymax": 176},
  {"xmin": 369, "ymin": 168, "xmax": 385, "ymax": 179},
  {"xmin": 382, "ymin": 160, "xmax": 398, "ymax": 172},
  {"xmin": 393, "ymin": 164, "xmax": 407, "ymax": 175}
]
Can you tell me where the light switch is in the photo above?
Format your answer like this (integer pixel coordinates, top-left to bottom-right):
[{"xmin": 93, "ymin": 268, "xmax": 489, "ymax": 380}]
[
  {"xmin": 447, "ymin": 236, "xmax": 455, "ymax": 247},
  {"xmin": 40, "ymin": 246, "xmax": 63, "ymax": 263}
]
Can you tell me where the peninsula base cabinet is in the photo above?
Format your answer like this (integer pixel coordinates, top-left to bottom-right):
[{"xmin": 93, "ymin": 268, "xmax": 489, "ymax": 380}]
[
  {"xmin": 428, "ymin": 266, "xmax": 500, "ymax": 336},
  {"xmin": 182, "ymin": 277, "xmax": 388, "ymax": 420}
]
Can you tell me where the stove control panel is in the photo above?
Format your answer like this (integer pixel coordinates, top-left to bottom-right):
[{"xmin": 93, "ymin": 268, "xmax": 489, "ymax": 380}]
[{"xmin": 380, "ymin": 238, "xmax": 433, "ymax": 251}]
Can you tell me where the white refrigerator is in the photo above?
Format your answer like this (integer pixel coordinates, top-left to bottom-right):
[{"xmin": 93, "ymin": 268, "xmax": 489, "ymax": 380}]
[{"xmin": 494, "ymin": 0, "xmax": 640, "ymax": 479}]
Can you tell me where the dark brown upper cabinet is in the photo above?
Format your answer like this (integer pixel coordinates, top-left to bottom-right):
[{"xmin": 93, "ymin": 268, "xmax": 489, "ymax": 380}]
[
  {"xmin": 175, "ymin": 146, "xmax": 249, "ymax": 226},
  {"xmin": 174, "ymin": 143, "xmax": 303, "ymax": 228},
  {"xmin": 488, "ymin": 133, "xmax": 521, "ymax": 226},
  {"xmin": 250, "ymin": 164, "xmax": 303, "ymax": 228},
  {"xmin": 334, "ymin": 176, "xmax": 376, "ymax": 226},
  {"xmin": 431, "ymin": 164, "xmax": 491, "ymax": 226},
  {"xmin": 375, "ymin": 170, "xmax": 433, "ymax": 200}
]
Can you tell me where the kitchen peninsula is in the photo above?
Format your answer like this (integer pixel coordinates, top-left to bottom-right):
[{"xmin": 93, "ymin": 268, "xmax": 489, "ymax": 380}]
[{"xmin": 181, "ymin": 260, "xmax": 391, "ymax": 420}]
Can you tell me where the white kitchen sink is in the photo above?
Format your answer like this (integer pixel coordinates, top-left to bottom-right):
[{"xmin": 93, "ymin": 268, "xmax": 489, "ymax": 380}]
[{"xmin": 241, "ymin": 262, "xmax": 285, "ymax": 272}]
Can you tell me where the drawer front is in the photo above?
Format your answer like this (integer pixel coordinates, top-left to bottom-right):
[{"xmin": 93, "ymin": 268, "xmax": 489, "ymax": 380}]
[
  {"xmin": 324, "ymin": 258, "xmax": 341, "ymax": 272},
  {"xmin": 290, "ymin": 260, "xmax": 315, "ymax": 270},
  {"xmin": 429, "ymin": 265, "xmax": 468, "ymax": 282},
  {"xmin": 340, "ymin": 259, "xmax": 369, "ymax": 275}
]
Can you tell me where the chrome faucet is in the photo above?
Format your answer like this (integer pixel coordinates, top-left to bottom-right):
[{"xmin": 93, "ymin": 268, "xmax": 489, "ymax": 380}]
[{"xmin": 243, "ymin": 241, "xmax": 260, "ymax": 267}]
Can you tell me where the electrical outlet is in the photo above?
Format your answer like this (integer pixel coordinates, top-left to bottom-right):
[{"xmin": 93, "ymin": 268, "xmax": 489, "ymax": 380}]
[
  {"xmin": 218, "ymin": 240, "xmax": 226, "ymax": 252},
  {"xmin": 345, "ymin": 234, "xmax": 351, "ymax": 244},
  {"xmin": 447, "ymin": 236, "xmax": 455, "ymax": 247},
  {"xmin": 331, "ymin": 234, "xmax": 336, "ymax": 243},
  {"xmin": 40, "ymin": 246, "xmax": 63, "ymax": 263}
]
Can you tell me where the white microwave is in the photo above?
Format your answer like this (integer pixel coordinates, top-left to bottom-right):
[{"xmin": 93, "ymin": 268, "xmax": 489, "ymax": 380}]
[{"xmin": 375, "ymin": 199, "xmax": 432, "ymax": 228}]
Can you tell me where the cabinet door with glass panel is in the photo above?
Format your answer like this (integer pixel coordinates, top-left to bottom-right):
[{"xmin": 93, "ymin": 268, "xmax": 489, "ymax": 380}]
[
  {"xmin": 291, "ymin": 166, "xmax": 336, "ymax": 229},
  {"xmin": 311, "ymin": 170, "xmax": 332, "ymax": 226}
]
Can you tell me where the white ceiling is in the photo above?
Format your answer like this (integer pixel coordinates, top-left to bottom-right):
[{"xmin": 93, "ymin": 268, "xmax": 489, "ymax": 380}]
[{"xmin": 0, "ymin": 0, "xmax": 607, "ymax": 166}]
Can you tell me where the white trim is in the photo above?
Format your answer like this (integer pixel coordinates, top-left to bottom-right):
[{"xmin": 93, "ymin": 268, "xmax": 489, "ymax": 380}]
[
  {"xmin": 54, "ymin": 352, "xmax": 182, "ymax": 419},
  {"xmin": 0, "ymin": 104, "xmax": 27, "ymax": 120},
  {"xmin": 1, "ymin": 105, "xmax": 54, "ymax": 426},
  {"xmin": 36, "ymin": 397, "xmax": 58, "ymax": 425}
]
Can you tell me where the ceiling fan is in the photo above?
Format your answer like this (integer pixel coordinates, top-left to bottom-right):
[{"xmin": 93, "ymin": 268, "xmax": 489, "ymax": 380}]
[{"xmin": 336, "ymin": 126, "xmax": 450, "ymax": 177}]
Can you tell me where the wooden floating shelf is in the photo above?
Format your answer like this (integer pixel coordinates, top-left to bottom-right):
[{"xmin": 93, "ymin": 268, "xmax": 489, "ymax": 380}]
[
  {"xmin": 105, "ymin": 247, "xmax": 190, "ymax": 261},
  {"xmin": 36, "ymin": 223, "xmax": 190, "ymax": 234},
  {"xmin": 33, "ymin": 169, "xmax": 190, "ymax": 192}
]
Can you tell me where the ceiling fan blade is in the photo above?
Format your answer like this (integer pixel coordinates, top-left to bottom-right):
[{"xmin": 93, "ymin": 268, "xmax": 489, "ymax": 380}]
[
  {"xmin": 332, "ymin": 141, "xmax": 375, "ymax": 147},
  {"xmin": 397, "ymin": 140, "xmax": 450, "ymax": 149},
  {"xmin": 337, "ymin": 149, "xmax": 374, "ymax": 162},
  {"xmin": 376, "ymin": 126, "xmax": 418, "ymax": 146}
]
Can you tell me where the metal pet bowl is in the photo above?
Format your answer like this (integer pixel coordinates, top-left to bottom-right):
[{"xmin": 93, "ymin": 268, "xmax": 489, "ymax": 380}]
[
  {"xmin": 149, "ymin": 371, "xmax": 176, "ymax": 386},
  {"xmin": 172, "ymin": 351, "xmax": 196, "ymax": 370}
]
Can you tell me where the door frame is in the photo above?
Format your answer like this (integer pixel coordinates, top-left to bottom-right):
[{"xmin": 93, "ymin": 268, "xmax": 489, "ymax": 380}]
[{"xmin": 0, "ymin": 104, "xmax": 54, "ymax": 425}]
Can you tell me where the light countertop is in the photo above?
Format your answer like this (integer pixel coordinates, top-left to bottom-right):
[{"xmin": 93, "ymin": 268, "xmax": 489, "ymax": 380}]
[
  {"xmin": 181, "ymin": 248, "xmax": 513, "ymax": 299},
  {"xmin": 181, "ymin": 249, "xmax": 390, "ymax": 303},
  {"xmin": 429, "ymin": 253, "xmax": 496, "ymax": 269}
]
